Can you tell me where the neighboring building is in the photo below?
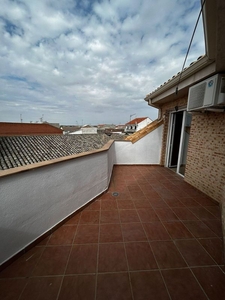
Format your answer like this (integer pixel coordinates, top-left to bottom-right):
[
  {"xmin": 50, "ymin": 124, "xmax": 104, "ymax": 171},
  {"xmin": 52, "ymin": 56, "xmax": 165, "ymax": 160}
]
[
  {"xmin": 144, "ymin": 0, "xmax": 225, "ymax": 203},
  {"xmin": 124, "ymin": 117, "xmax": 152, "ymax": 134},
  {"xmin": 68, "ymin": 125, "xmax": 98, "ymax": 135},
  {"xmin": 81, "ymin": 125, "xmax": 98, "ymax": 134},
  {"xmin": 0, "ymin": 122, "xmax": 63, "ymax": 136},
  {"xmin": 60, "ymin": 125, "xmax": 81, "ymax": 134}
]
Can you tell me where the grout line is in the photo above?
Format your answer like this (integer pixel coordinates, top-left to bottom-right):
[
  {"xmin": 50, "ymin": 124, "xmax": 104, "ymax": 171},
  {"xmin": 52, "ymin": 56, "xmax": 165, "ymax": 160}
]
[
  {"xmin": 94, "ymin": 196, "xmax": 101, "ymax": 300},
  {"xmin": 55, "ymin": 217, "xmax": 79, "ymax": 300}
]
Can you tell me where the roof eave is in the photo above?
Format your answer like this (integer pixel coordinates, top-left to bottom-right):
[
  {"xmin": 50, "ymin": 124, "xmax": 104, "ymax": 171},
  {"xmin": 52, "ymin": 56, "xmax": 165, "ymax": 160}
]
[{"xmin": 145, "ymin": 56, "xmax": 215, "ymax": 107}]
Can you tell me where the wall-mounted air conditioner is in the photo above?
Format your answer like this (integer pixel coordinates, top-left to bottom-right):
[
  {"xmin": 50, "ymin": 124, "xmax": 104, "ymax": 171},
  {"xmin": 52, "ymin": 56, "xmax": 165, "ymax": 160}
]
[{"xmin": 187, "ymin": 74, "xmax": 225, "ymax": 111}]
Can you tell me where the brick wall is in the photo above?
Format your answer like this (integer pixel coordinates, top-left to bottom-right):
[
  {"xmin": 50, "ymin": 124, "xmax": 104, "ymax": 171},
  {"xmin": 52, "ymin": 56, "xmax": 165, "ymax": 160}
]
[
  {"xmin": 159, "ymin": 97, "xmax": 225, "ymax": 203},
  {"xmin": 0, "ymin": 122, "xmax": 63, "ymax": 136},
  {"xmin": 185, "ymin": 112, "xmax": 225, "ymax": 202}
]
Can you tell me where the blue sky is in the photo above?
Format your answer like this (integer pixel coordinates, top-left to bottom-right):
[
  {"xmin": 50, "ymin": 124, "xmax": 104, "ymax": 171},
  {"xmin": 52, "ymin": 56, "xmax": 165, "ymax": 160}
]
[{"xmin": 0, "ymin": 0, "xmax": 205, "ymax": 125}]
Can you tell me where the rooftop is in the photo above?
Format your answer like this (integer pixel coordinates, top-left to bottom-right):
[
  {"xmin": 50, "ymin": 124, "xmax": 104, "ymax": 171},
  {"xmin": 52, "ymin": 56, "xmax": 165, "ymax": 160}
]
[
  {"xmin": 0, "ymin": 165, "xmax": 224, "ymax": 300},
  {"xmin": 125, "ymin": 117, "xmax": 148, "ymax": 125},
  {"xmin": 0, "ymin": 134, "xmax": 125, "ymax": 170}
]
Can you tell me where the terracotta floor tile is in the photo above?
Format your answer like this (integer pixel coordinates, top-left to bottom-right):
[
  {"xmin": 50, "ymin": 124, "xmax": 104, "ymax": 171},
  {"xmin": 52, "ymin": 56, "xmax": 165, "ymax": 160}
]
[
  {"xmin": 198, "ymin": 238, "xmax": 224, "ymax": 265},
  {"xmin": 128, "ymin": 186, "xmax": 142, "ymax": 193},
  {"xmin": 130, "ymin": 192, "xmax": 147, "ymax": 200},
  {"xmin": 148, "ymin": 197, "xmax": 168, "ymax": 208},
  {"xmin": 20, "ymin": 276, "xmax": 62, "ymax": 300},
  {"xmin": 85, "ymin": 200, "xmax": 101, "ymax": 210},
  {"xmin": 74, "ymin": 224, "xmax": 99, "ymax": 244},
  {"xmin": 137, "ymin": 208, "xmax": 160, "ymax": 222},
  {"xmin": 130, "ymin": 271, "xmax": 170, "ymax": 300},
  {"xmin": 2, "ymin": 165, "xmax": 223, "ymax": 300},
  {"xmin": 175, "ymin": 239, "xmax": 216, "ymax": 267},
  {"xmin": 189, "ymin": 207, "xmax": 217, "ymax": 220},
  {"xmin": 99, "ymin": 224, "xmax": 123, "ymax": 243},
  {"xmin": 192, "ymin": 196, "xmax": 218, "ymax": 206},
  {"xmin": 163, "ymin": 221, "xmax": 193, "ymax": 239},
  {"xmin": 125, "ymin": 242, "xmax": 158, "ymax": 270},
  {"xmin": 143, "ymin": 222, "xmax": 171, "ymax": 241},
  {"xmin": 36, "ymin": 236, "xmax": 50, "ymax": 246},
  {"xmin": 0, "ymin": 278, "xmax": 27, "ymax": 300},
  {"xmin": 79, "ymin": 211, "xmax": 100, "ymax": 225},
  {"xmin": 180, "ymin": 197, "xmax": 200, "ymax": 207},
  {"xmin": 142, "ymin": 190, "xmax": 161, "ymax": 199},
  {"xmin": 100, "ymin": 210, "xmax": 120, "ymax": 223},
  {"xmin": 115, "ymin": 192, "xmax": 132, "ymax": 200},
  {"xmin": 119, "ymin": 209, "xmax": 140, "ymax": 223},
  {"xmin": 48, "ymin": 225, "xmax": 77, "ymax": 245},
  {"xmin": 154, "ymin": 208, "xmax": 179, "ymax": 221},
  {"xmin": 172, "ymin": 207, "xmax": 198, "ymax": 221},
  {"xmin": 162, "ymin": 269, "xmax": 207, "ymax": 300},
  {"xmin": 117, "ymin": 200, "xmax": 135, "ymax": 209},
  {"xmin": 192, "ymin": 266, "xmax": 225, "ymax": 300},
  {"xmin": 121, "ymin": 223, "xmax": 147, "ymax": 242},
  {"xmin": 151, "ymin": 241, "xmax": 187, "ymax": 269},
  {"xmin": 205, "ymin": 206, "xmax": 221, "ymax": 219},
  {"xmin": 32, "ymin": 246, "xmax": 71, "ymax": 276},
  {"xmin": 133, "ymin": 199, "xmax": 152, "ymax": 208},
  {"xmin": 163, "ymin": 197, "xmax": 185, "ymax": 207},
  {"xmin": 0, "ymin": 247, "xmax": 44, "ymax": 278},
  {"xmin": 100, "ymin": 193, "xmax": 114, "ymax": 201},
  {"xmin": 203, "ymin": 219, "xmax": 223, "ymax": 237},
  {"xmin": 101, "ymin": 200, "xmax": 118, "ymax": 210},
  {"xmin": 66, "ymin": 244, "xmax": 97, "ymax": 274},
  {"xmin": 65, "ymin": 213, "xmax": 81, "ymax": 225},
  {"xmin": 98, "ymin": 243, "xmax": 127, "ymax": 272},
  {"xmin": 97, "ymin": 273, "xmax": 132, "ymax": 300},
  {"xmin": 58, "ymin": 275, "xmax": 96, "ymax": 300},
  {"xmin": 183, "ymin": 220, "xmax": 217, "ymax": 238}
]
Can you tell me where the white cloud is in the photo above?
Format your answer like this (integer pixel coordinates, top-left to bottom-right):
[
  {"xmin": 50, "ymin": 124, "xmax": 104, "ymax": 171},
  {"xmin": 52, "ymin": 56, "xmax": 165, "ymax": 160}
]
[{"xmin": 0, "ymin": 0, "xmax": 205, "ymax": 125}]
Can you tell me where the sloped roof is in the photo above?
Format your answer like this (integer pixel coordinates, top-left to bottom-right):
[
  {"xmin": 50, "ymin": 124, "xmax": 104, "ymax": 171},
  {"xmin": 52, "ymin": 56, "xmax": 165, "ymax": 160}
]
[
  {"xmin": 125, "ymin": 119, "xmax": 163, "ymax": 143},
  {"xmin": 0, "ymin": 134, "xmax": 124, "ymax": 170},
  {"xmin": 125, "ymin": 117, "xmax": 148, "ymax": 125}
]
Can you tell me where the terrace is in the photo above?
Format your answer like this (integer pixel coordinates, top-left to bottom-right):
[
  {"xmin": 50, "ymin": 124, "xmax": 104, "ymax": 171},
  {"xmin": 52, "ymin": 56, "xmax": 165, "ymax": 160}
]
[{"xmin": 0, "ymin": 165, "xmax": 224, "ymax": 300}]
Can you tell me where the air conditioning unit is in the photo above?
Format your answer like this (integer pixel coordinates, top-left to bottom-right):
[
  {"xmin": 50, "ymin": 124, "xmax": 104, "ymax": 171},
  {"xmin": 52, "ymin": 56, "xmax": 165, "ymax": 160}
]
[{"xmin": 187, "ymin": 74, "xmax": 225, "ymax": 111}]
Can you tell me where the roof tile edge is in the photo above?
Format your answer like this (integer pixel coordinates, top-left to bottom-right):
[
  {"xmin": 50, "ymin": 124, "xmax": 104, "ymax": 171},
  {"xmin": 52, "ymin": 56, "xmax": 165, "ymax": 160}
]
[{"xmin": 0, "ymin": 140, "xmax": 114, "ymax": 178}]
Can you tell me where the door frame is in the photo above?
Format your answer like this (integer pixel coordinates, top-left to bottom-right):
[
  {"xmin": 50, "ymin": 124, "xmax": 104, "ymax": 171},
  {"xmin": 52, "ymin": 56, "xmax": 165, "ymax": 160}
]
[{"xmin": 165, "ymin": 108, "xmax": 188, "ymax": 177}]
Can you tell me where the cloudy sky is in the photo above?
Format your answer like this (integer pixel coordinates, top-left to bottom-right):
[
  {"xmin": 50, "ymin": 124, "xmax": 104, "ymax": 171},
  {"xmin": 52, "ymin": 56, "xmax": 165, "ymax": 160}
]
[{"xmin": 0, "ymin": 0, "xmax": 205, "ymax": 125}]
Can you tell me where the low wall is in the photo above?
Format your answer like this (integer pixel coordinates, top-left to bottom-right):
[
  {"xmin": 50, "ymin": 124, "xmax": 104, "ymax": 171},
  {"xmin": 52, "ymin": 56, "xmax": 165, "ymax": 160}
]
[{"xmin": 0, "ymin": 142, "xmax": 114, "ymax": 265}]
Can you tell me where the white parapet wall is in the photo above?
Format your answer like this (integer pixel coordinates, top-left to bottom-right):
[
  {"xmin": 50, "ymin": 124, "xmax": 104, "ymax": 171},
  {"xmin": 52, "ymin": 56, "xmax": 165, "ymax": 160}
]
[
  {"xmin": 114, "ymin": 124, "xmax": 163, "ymax": 164},
  {"xmin": 0, "ymin": 125, "xmax": 162, "ymax": 266},
  {"xmin": 0, "ymin": 143, "xmax": 114, "ymax": 266}
]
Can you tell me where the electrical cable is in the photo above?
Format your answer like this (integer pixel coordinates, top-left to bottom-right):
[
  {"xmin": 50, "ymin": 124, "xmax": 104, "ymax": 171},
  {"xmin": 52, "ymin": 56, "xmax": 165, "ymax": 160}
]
[{"xmin": 175, "ymin": 0, "xmax": 206, "ymax": 95}]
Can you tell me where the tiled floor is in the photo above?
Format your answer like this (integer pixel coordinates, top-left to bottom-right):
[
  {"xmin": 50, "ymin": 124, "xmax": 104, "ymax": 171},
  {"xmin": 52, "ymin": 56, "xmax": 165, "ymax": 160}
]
[{"xmin": 1, "ymin": 165, "xmax": 225, "ymax": 300}]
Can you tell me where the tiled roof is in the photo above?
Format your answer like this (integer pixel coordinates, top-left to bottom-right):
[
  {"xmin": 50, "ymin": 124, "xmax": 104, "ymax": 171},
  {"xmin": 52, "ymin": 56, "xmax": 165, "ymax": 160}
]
[
  {"xmin": 125, "ymin": 117, "xmax": 147, "ymax": 125},
  {"xmin": 145, "ymin": 55, "xmax": 205, "ymax": 98},
  {"xmin": 0, "ymin": 134, "xmax": 124, "ymax": 170}
]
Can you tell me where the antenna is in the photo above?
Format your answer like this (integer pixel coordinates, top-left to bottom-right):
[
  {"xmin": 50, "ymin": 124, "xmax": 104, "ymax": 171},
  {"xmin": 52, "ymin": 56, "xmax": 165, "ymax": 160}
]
[
  {"xmin": 20, "ymin": 114, "xmax": 23, "ymax": 123},
  {"xmin": 130, "ymin": 114, "xmax": 136, "ymax": 121}
]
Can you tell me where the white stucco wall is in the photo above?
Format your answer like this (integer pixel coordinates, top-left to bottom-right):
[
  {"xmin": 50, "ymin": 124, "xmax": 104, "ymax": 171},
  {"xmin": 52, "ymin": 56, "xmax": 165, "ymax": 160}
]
[
  {"xmin": 82, "ymin": 127, "xmax": 97, "ymax": 134},
  {"xmin": 0, "ymin": 150, "xmax": 113, "ymax": 265},
  {"xmin": 114, "ymin": 125, "xmax": 163, "ymax": 164},
  {"xmin": 137, "ymin": 117, "xmax": 152, "ymax": 131}
]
